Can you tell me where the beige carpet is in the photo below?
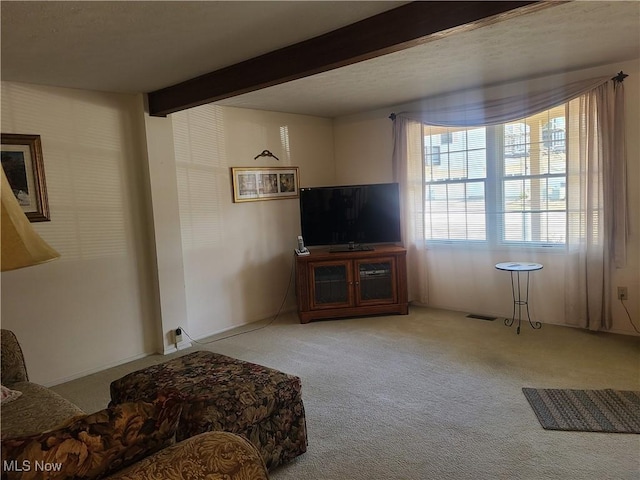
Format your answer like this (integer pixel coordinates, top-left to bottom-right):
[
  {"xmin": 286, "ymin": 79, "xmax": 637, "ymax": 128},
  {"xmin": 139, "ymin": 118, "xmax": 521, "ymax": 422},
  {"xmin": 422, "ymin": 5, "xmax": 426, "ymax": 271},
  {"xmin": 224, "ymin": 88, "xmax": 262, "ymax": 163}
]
[{"xmin": 52, "ymin": 306, "xmax": 640, "ymax": 480}]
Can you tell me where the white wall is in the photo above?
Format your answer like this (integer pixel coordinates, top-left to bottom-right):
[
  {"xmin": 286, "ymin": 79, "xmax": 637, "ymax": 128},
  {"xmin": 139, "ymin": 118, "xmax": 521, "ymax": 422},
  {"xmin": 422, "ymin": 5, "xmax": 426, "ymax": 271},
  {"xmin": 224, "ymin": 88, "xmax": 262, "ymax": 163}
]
[
  {"xmin": 333, "ymin": 60, "xmax": 640, "ymax": 335},
  {"xmin": 1, "ymin": 83, "xmax": 159, "ymax": 385},
  {"xmin": 142, "ymin": 109, "xmax": 189, "ymax": 353},
  {"xmin": 0, "ymin": 83, "xmax": 337, "ymax": 383},
  {"xmin": 171, "ymin": 105, "xmax": 335, "ymax": 341}
]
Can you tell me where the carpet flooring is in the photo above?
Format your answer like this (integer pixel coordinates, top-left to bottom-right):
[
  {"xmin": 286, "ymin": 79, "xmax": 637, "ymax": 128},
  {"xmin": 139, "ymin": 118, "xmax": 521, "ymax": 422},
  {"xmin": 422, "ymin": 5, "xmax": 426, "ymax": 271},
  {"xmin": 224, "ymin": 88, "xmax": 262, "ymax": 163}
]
[
  {"xmin": 522, "ymin": 388, "xmax": 640, "ymax": 433},
  {"xmin": 52, "ymin": 307, "xmax": 640, "ymax": 480}
]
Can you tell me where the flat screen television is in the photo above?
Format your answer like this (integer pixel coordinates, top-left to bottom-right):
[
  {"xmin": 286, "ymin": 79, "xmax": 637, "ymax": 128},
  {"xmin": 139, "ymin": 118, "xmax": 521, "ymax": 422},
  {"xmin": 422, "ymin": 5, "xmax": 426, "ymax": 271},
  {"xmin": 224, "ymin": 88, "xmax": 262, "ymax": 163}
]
[{"xmin": 299, "ymin": 183, "xmax": 401, "ymax": 251}]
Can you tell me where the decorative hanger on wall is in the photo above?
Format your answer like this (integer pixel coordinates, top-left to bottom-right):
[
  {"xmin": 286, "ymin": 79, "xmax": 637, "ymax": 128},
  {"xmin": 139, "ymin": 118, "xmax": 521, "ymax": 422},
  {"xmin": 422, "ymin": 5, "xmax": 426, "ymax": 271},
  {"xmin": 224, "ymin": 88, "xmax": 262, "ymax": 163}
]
[{"xmin": 254, "ymin": 150, "xmax": 279, "ymax": 161}]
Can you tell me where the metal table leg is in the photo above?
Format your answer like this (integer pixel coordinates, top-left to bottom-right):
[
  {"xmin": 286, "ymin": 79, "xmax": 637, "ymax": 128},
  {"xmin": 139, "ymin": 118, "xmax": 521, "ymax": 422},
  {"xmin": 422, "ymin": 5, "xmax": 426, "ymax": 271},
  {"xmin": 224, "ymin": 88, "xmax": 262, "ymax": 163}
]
[{"xmin": 504, "ymin": 270, "xmax": 542, "ymax": 335}]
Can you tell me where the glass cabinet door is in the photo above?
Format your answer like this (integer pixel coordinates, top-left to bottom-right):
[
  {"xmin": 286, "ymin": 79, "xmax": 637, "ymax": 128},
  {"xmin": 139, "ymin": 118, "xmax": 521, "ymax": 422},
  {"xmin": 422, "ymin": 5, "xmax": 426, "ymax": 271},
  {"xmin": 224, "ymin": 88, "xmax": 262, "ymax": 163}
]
[
  {"xmin": 355, "ymin": 258, "xmax": 396, "ymax": 305},
  {"xmin": 310, "ymin": 261, "xmax": 352, "ymax": 309}
]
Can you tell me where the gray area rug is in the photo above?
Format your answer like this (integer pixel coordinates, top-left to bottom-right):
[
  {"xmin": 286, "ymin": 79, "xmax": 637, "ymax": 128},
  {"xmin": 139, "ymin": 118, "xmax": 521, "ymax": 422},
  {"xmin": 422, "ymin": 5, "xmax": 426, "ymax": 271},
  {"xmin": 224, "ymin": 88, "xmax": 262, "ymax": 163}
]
[{"xmin": 522, "ymin": 388, "xmax": 640, "ymax": 433}]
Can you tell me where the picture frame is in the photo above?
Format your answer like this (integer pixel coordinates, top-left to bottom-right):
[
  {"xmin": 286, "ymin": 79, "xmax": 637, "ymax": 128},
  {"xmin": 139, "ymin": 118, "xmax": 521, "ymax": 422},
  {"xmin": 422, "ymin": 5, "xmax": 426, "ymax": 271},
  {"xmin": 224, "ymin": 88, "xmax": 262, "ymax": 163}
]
[
  {"xmin": 1, "ymin": 133, "xmax": 50, "ymax": 222},
  {"xmin": 231, "ymin": 166, "xmax": 299, "ymax": 203}
]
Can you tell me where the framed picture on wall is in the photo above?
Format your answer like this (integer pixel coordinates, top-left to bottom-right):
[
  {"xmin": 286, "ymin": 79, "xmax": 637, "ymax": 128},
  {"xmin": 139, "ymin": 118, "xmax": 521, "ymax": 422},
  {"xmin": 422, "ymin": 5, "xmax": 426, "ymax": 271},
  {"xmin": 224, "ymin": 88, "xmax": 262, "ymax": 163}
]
[
  {"xmin": 231, "ymin": 166, "xmax": 299, "ymax": 203},
  {"xmin": 1, "ymin": 133, "xmax": 51, "ymax": 222}
]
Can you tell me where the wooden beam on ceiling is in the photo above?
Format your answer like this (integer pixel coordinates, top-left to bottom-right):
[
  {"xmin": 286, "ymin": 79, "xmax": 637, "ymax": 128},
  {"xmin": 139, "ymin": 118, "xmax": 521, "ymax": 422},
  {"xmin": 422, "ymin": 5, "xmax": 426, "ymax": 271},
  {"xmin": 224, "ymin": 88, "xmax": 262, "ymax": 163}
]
[{"xmin": 147, "ymin": 1, "xmax": 544, "ymax": 117}]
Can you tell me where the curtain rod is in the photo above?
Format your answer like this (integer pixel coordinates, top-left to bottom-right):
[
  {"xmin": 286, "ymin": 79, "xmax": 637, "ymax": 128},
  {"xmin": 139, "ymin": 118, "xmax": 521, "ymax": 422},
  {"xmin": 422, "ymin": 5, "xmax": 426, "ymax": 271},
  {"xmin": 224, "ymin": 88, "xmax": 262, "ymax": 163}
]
[{"xmin": 389, "ymin": 72, "xmax": 629, "ymax": 120}]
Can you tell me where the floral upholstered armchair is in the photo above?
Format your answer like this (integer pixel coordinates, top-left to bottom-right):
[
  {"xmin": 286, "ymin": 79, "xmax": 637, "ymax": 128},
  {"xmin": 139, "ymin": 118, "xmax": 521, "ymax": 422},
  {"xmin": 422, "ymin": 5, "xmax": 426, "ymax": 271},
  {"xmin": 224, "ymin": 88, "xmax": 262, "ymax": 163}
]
[{"xmin": 1, "ymin": 329, "xmax": 269, "ymax": 480}]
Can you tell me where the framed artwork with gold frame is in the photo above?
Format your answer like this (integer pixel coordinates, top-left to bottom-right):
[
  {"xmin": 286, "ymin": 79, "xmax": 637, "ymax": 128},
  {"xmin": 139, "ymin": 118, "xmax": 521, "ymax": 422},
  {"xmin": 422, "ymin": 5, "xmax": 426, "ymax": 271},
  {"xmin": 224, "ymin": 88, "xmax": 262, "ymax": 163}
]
[{"xmin": 231, "ymin": 166, "xmax": 299, "ymax": 203}]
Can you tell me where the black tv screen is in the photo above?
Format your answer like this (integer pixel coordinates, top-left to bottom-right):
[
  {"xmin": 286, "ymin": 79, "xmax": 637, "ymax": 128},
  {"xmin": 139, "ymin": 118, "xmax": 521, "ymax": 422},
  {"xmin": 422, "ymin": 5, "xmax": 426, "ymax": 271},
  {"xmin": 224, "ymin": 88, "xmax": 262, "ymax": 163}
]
[{"xmin": 299, "ymin": 183, "xmax": 401, "ymax": 247}]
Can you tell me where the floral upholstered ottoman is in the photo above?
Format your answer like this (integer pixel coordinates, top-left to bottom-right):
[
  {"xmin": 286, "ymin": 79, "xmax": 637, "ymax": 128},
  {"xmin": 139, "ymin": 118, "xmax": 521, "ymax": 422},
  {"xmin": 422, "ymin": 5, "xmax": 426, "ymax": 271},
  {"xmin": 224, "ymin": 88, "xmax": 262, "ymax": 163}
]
[{"xmin": 109, "ymin": 351, "xmax": 307, "ymax": 470}]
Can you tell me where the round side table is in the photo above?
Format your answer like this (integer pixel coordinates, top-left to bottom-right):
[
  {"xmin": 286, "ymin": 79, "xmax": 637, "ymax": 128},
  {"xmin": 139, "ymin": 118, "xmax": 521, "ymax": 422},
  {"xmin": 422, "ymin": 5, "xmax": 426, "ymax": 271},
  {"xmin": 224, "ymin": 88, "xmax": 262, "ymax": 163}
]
[{"xmin": 495, "ymin": 262, "xmax": 543, "ymax": 335}]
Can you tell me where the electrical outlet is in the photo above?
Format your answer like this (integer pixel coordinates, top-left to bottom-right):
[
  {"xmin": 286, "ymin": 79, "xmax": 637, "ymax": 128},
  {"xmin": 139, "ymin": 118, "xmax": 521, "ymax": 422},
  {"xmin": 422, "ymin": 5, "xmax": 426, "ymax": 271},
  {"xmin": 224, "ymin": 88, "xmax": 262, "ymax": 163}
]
[
  {"xmin": 617, "ymin": 287, "xmax": 628, "ymax": 301},
  {"xmin": 174, "ymin": 327, "xmax": 183, "ymax": 344}
]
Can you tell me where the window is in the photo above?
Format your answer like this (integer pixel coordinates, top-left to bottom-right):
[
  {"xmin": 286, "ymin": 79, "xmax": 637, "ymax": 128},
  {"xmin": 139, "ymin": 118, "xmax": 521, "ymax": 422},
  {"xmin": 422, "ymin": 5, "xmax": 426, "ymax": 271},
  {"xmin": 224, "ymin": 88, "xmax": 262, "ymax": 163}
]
[{"xmin": 423, "ymin": 105, "xmax": 568, "ymax": 246}]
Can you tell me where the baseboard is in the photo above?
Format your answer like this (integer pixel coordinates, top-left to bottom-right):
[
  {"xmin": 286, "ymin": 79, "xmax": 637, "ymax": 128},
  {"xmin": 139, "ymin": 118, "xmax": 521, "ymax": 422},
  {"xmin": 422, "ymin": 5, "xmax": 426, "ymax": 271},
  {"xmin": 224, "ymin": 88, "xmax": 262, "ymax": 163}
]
[
  {"xmin": 167, "ymin": 308, "xmax": 297, "ymax": 349},
  {"xmin": 163, "ymin": 340, "xmax": 193, "ymax": 355},
  {"xmin": 48, "ymin": 312, "xmax": 296, "ymax": 385},
  {"xmin": 546, "ymin": 321, "xmax": 640, "ymax": 337},
  {"xmin": 415, "ymin": 303, "xmax": 640, "ymax": 337},
  {"xmin": 43, "ymin": 351, "xmax": 152, "ymax": 388}
]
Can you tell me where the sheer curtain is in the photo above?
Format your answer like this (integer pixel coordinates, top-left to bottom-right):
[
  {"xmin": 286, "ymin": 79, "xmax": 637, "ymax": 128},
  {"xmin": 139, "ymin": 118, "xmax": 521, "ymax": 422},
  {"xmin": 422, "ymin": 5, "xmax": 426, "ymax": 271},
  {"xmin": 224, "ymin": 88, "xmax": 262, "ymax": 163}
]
[
  {"xmin": 565, "ymin": 80, "xmax": 627, "ymax": 329},
  {"xmin": 392, "ymin": 76, "xmax": 627, "ymax": 329},
  {"xmin": 392, "ymin": 116, "xmax": 429, "ymax": 304}
]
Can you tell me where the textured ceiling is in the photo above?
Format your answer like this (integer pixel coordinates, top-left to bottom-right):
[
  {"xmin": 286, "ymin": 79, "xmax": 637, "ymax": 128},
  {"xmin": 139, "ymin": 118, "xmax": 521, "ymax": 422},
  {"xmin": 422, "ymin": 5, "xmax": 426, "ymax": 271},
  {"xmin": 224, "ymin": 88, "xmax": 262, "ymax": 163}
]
[
  {"xmin": 1, "ymin": 1, "xmax": 404, "ymax": 93},
  {"xmin": 2, "ymin": 1, "xmax": 639, "ymax": 118},
  {"xmin": 216, "ymin": 1, "xmax": 640, "ymax": 116}
]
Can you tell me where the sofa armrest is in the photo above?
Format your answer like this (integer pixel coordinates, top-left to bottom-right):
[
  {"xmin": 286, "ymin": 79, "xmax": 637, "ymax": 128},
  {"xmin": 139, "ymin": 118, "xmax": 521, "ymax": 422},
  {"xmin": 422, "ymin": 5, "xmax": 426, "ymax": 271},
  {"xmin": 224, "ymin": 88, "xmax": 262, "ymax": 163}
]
[
  {"xmin": 1, "ymin": 330, "xmax": 28, "ymax": 385},
  {"xmin": 105, "ymin": 431, "xmax": 270, "ymax": 480}
]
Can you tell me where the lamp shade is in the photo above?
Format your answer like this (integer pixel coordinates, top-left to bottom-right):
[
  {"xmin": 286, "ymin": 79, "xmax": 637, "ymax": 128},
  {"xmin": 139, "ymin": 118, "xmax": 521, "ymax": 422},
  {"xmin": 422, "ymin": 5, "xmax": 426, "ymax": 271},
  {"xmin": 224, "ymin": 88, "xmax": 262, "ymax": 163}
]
[{"xmin": 1, "ymin": 168, "xmax": 59, "ymax": 271}]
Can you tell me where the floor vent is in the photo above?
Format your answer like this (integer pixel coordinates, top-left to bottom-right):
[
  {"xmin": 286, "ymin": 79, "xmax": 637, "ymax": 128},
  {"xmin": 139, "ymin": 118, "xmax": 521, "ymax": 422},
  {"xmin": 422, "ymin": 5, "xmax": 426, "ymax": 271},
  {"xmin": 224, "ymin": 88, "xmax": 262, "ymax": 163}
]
[{"xmin": 466, "ymin": 314, "xmax": 497, "ymax": 321}]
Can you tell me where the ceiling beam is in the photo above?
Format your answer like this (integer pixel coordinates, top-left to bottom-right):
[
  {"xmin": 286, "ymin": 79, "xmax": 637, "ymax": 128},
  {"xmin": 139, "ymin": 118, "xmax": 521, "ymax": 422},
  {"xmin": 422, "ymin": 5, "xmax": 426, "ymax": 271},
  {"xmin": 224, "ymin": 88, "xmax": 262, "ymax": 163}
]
[{"xmin": 147, "ymin": 1, "xmax": 544, "ymax": 117}]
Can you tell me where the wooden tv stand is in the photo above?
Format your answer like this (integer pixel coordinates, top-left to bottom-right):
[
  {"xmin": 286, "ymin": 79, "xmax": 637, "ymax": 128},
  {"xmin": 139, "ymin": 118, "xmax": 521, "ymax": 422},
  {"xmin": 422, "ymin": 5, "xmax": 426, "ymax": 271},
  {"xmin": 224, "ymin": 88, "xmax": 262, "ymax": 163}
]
[{"xmin": 295, "ymin": 245, "xmax": 408, "ymax": 323}]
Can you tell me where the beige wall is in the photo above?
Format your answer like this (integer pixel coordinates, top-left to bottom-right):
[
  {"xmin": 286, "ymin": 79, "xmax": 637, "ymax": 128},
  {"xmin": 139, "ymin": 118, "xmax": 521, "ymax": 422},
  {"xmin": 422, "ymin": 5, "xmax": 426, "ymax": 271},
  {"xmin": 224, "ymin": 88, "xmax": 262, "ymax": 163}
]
[
  {"xmin": 1, "ymin": 83, "xmax": 159, "ymax": 385},
  {"xmin": 170, "ymin": 105, "xmax": 335, "ymax": 342},
  {"xmin": 0, "ymin": 83, "xmax": 336, "ymax": 384},
  {"xmin": 334, "ymin": 115, "xmax": 392, "ymax": 185},
  {"xmin": 333, "ymin": 60, "xmax": 640, "ymax": 335}
]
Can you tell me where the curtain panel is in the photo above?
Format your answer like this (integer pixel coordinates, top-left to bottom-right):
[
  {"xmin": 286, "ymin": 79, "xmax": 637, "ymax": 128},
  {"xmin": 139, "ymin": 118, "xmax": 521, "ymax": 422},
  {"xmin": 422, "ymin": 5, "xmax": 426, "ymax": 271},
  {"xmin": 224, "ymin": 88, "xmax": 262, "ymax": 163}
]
[
  {"xmin": 394, "ymin": 76, "xmax": 610, "ymax": 127},
  {"xmin": 392, "ymin": 117, "xmax": 428, "ymax": 304},
  {"xmin": 392, "ymin": 76, "xmax": 627, "ymax": 330},
  {"xmin": 564, "ymin": 80, "xmax": 627, "ymax": 330}
]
